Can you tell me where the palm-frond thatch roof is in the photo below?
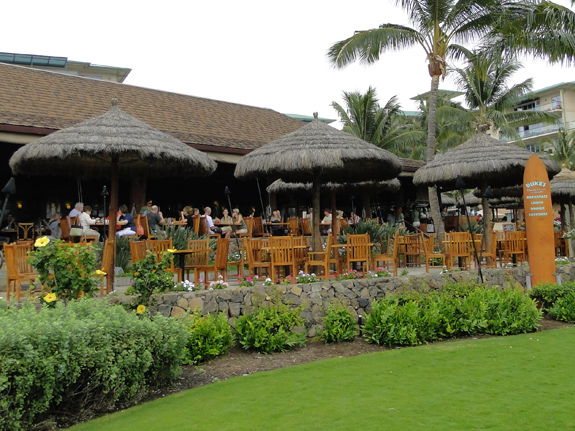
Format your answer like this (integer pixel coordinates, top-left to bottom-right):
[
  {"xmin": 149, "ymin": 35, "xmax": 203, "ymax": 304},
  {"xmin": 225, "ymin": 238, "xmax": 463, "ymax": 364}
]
[
  {"xmin": 9, "ymin": 100, "xmax": 217, "ymax": 178},
  {"xmin": 551, "ymin": 167, "xmax": 575, "ymax": 198},
  {"xmin": 413, "ymin": 133, "xmax": 561, "ymax": 190},
  {"xmin": 234, "ymin": 115, "xmax": 403, "ymax": 183},
  {"xmin": 266, "ymin": 178, "xmax": 401, "ymax": 194}
]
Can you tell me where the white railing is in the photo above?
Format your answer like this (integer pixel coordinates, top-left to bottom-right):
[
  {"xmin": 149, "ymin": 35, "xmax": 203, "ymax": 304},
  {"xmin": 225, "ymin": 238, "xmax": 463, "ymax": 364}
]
[{"xmin": 517, "ymin": 101, "xmax": 562, "ymax": 112}]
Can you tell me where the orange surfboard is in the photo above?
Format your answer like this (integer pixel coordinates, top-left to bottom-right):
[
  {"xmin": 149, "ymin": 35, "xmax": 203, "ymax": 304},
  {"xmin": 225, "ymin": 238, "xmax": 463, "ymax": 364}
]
[{"xmin": 523, "ymin": 154, "xmax": 555, "ymax": 285}]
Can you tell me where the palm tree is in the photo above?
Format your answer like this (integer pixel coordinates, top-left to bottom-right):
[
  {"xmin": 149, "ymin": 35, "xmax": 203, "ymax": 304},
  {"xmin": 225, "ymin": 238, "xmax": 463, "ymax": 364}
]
[
  {"xmin": 327, "ymin": 0, "xmax": 575, "ymax": 244},
  {"xmin": 452, "ymin": 49, "xmax": 558, "ymax": 140},
  {"xmin": 331, "ymin": 87, "xmax": 425, "ymax": 157},
  {"xmin": 545, "ymin": 129, "xmax": 575, "ymax": 170}
]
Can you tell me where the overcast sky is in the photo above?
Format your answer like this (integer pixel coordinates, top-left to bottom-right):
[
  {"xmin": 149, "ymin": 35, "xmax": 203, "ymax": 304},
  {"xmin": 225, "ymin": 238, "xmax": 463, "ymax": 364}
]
[{"xmin": 4, "ymin": 0, "xmax": 575, "ymax": 127}]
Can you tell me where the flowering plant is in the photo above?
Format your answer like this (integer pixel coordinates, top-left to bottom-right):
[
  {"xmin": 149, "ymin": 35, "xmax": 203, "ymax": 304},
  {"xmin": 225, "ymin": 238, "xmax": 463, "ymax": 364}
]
[
  {"xmin": 228, "ymin": 250, "xmax": 244, "ymax": 262},
  {"xmin": 563, "ymin": 229, "xmax": 575, "ymax": 239},
  {"xmin": 295, "ymin": 271, "xmax": 318, "ymax": 284},
  {"xmin": 366, "ymin": 267, "xmax": 391, "ymax": 278},
  {"xmin": 281, "ymin": 274, "xmax": 293, "ymax": 285},
  {"xmin": 263, "ymin": 277, "xmax": 274, "ymax": 286},
  {"xmin": 336, "ymin": 270, "xmax": 363, "ymax": 280},
  {"xmin": 173, "ymin": 279, "xmax": 199, "ymax": 292},
  {"xmin": 238, "ymin": 275, "xmax": 256, "ymax": 287},
  {"xmin": 208, "ymin": 275, "xmax": 229, "ymax": 290},
  {"xmin": 29, "ymin": 238, "xmax": 100, "ymax": 301}
]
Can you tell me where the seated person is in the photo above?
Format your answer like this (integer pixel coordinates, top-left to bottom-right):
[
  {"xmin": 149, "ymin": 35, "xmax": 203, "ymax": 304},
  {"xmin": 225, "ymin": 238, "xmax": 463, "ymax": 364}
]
[
  {"xmin": 348, "ymin": 211, "xmax": 360, "ymax": 226},
  {"xmin": 321, "ymin": 209, "xmax": 332, "ymax": 235},
  {"xmin": 203, "ymin": 207, "xmax": 222, "ymax": 235},
  {"xmin": 48, "ymin": 212, "xmax": 62, "ymax": 239},
  {"xmin": 147, "ymin": 205, "xmax": 166, "ymax": 234},
  {"xmin": 269, "ymin": 209, "xmax": 284, "ymax": 236},
  {"xmin": 69, "ymin": 202, "xmax": 83, "ymax": 218},
  {"xmin": 218, "ymin": 208, "xmax": 233, "ymax": 236},
  {"xmin": 0, "ymin": 213, "xmax": 17, "ymax": 243},
  {"xmin": 140, "ymin": 200, "xmax": 153, "ymax": 216},
  {"xmin": 230, "ymin": 208, "xmax": 248, "ymax": 239},
  {"xmin": 117, "ymin": 204, "xmax": 137, "ymax": 236},
  {"xmin": 79, "ymin": 206, "xmax": 101, "ymax": 241}
]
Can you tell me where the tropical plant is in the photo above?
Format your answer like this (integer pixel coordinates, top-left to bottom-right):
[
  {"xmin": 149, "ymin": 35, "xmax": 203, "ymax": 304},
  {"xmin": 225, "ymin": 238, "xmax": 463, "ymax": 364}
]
[
  {"xmin": 452, "ymin": 48, "xmax": 558, "ymax": 140},
  {"xmin": 321, "ymin": 304, "xmax": 358, "ymax": 343},
  {"xmin": 182, "ymin": 310, "xmax": 233, "ymax": 365},
  {"xmin": 543, "ymin": 128, "xmax": 575, "ymax": 170},
  {"xmin": 331, "ymin": 87, "xmax": 425, "ymax": 157},
  {"xmin": 131, "ymin": 250, "xmax": 175, "ymax": 306}
]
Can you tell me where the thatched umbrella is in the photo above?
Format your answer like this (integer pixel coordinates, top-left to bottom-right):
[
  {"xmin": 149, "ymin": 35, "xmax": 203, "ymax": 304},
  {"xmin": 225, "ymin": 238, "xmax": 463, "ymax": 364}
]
[
  {"xmin": 414, "ymin": 132, "xmax": 560, "ymax": 252},
  {"xmin": 441, "ymin": 192, "xmax": 481, "ymax": 207},
  {"xmin": 10, "ymin": 99, "xmax": 217, "ymax": 291},
  {"xmin": 266, "ymin": 178, "xmax": 401, "ymax": 194},
  {"xmin": 550, "ymin": 167, "xmax": 575, "ymax": 229},
  {"xmin": 235, "ymin": 113, "xmax": 403, "ymax": 251}
]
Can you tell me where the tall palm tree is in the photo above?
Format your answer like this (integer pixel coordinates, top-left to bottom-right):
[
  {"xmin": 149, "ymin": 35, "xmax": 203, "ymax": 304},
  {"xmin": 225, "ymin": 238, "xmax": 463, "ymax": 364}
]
[
  {"xmin": 452, "ymin": 49, "xmax": 558, "ymax": 140},
  {"xmin": 327, "ymin": 0, "xmax": 501, "ymax": 243},
  {"xmin": 327, "ymin": 0, "xmax": 575, "ymax": 244},
  {"xmin": 331, "ymin": 87, "xmax": 425, "ymax": 157}
]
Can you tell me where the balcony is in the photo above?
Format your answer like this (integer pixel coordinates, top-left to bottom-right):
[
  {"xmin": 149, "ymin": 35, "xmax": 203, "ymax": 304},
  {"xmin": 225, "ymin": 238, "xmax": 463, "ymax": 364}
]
[{"xmin": 516, "ymin": 101, "xmax": 562, "ymax": 112}]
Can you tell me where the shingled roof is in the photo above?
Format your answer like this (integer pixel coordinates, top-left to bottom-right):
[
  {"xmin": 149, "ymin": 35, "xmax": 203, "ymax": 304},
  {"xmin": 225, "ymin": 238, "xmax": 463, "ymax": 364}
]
[{"xmin": 0, "ymin": 63, "xmax": 305, "ymax": 154}]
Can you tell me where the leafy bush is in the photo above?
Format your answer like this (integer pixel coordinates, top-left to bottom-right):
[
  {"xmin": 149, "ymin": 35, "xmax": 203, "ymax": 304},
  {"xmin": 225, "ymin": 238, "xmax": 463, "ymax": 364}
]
[
  {"xmin": 530, "ymin": 281, "xmax": 575, "ymax": 310},
  {"xmin": 132, "ymin": 250, "xmax": 175, "ymax": 306},
  {"xmin": 0, "ymin": 299, "xmax": 188, "ymax": 431},
  {"xmin": 115, "ymin": 235, "xmax": 132, "ymax": 272},
  {"xmin": 363, "ymin": 285, "xmax": 542, "ymax": 347},
  {"xmin": 235, "ymin": 300, "xmax": 306, "ymax": 353},
  {"xmin": 28, "ymin": 238, "xmax": 100, "ymax": 300},
  {"xmin": 321, "ymin": 305, "xmax": 357, "ymax": 343},
  {"xmin": 182, "ymin": 310, "xmax": 233, "ymax": 365},
  {"xmin": 548, "ymin": 291, "xmax": 575, "ymax": 323}
]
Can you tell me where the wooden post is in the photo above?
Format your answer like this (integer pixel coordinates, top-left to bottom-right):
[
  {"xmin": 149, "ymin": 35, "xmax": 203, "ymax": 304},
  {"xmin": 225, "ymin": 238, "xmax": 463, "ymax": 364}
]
[
  {"xmin": 312, "ymin": 179, "xmax": 321, "ymax": 252},
  {"xmin": 106, "ymin": 157, "xmax": 119, "ymax": 293}
]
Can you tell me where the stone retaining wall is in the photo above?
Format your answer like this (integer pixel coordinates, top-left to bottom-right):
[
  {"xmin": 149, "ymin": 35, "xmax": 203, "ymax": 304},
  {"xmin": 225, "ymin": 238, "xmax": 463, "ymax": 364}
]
[{"xmin": 109, "ymin": 264, "xmax": 575, "ymax": 337}]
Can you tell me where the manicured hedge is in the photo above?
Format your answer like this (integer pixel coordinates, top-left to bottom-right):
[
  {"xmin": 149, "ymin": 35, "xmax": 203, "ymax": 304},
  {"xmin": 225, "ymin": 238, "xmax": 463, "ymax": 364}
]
[{"xmin": 0, "ymin": 299, "xmax": 188, "ymax": 431}]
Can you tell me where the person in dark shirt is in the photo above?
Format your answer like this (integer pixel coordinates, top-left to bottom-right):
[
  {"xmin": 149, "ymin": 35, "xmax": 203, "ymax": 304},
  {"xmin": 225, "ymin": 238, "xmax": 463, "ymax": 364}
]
[{"xmin": 117, "ymin": 204, "xmax": 136, "ymax": 236}]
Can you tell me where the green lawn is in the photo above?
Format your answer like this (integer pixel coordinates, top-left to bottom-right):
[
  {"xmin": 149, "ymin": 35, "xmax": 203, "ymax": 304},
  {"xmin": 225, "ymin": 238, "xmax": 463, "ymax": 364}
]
[{"xmin": 69, "ymin": 328, "xmax": 575, "ymax": 431}]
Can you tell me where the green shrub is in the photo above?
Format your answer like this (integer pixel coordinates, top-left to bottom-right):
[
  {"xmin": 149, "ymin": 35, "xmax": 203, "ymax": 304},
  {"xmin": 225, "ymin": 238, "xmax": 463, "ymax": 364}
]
[
  {"xmin": 0, "ymin": 299, "xmax": 188, "ymax": 431},
  {"xmin": 28, "ymin": 238, "xmax": 100, "ymax": 300},
  {"xmin": 548, "ymin": 291, "xmax": 575, "ymax": 323},
  {"xmin": 131, "ymin": 250, "xmax": 175, "ymax": 306},
  {"xmin": 235, "ymin": 301, "xmax": 306, "ymax": 353},
  {"xmin": 363, "ymin": 285, "xmax": 542, "ymax": 347},
  {"xmin": 183, "ymin": 311, "xmax": 233, "ymax": 365},
  {"xmin": 530, "ymin": 281, "xmax": 575, "ymax": 310},
  {"xmin": 442, "ymin": 281, "xmax": 483, "ymax": 298},
  {"xmin": 321, "ymin": 305, "xmax": 357, "ymax": 343},
  {"xmin": 115, "ymin": 235, "xmax": 132, "ymax": 272}
]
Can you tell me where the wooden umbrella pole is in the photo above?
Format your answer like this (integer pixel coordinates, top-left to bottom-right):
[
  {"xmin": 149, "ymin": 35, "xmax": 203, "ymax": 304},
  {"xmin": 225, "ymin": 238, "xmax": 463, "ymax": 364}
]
[
  {"xmin": 312, "ymin": 178, "xmax": 321, "ymax": 252},
  {"xmin": 330, "ymin": 189, "xmax": 337, "ymax": 238},
  {"xmin": 106, "ymin": 156, "xmax": 119, "ymax": 294}
]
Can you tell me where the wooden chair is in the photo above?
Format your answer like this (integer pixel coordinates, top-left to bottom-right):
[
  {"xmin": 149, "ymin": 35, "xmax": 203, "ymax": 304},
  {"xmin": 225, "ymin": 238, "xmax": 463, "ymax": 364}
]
[
  {"xmin": 554, "ymin": 232, "xmax": 567, "ymax": 257},
  {"xmin": 499, "ymin": 231, "xmax": 526, "ymax": 267},
  {"xmin": 329, "ymin": 239, "xmax": 345, "ymax": 275},
  {"xmin": 192, "ymin": 216, "xmax": 201, "ymax": 235},
  {"xmin": 100, "ymin": 240, "xmax": 114, "ymax": 296},
  {"xmin": 338, "ymin": 218, "xmax": 348, "ymax": 235},
  {"xmin": 252, "ymin": 216, "xmax": 268, "ymax": 237},
  {"xmin": 304, "ymin": 233, "xmax": 332, "ymax": 278},
  {"xmin": 372, "ymin": 232, "xmax": 399, "ymax": 276},
  {"xmin": 244, "ymin": 237, "xmax": 271, "ymax": 279},
  {"xmin": 445, "ymin": 231, "xmax": 473, "ymax": 270},
  {"xmin": 292, "ymin": 235, "xmax": 309, "ymax": 272},
  {"xmin": 60, "ymin": 216, "xmax": 71, "ymax": 241},
  {"xmin": 237, "ymin": 216, "xmax": 253, "ymax": 239},
  {"xmin": 346, "ymin": 233, "xmax": 371, "ymax": 273},
  {"xmin": 421, "ymin": 233, "xmax": 446, "ymax": 273},
  {"xmin": 199, "ymin": 216, "xmax": 220, "ymax": 238},
  {"xmin": 301, "ymin": 217, "xmax": 312, "ymax": 236},
  {"xmin": 478, "ymin": 232, "xmax": 498, "ymax": 269},
  {"xmin": 17, "ymin": 222, "xmax": 35, "ymax": 244},
  {"xmin": 4, "ymin": 242, "xmax": 37, "ymax": 301},
  {"xmin": 403, "ymin": 234, "xmax": 423, "ymax": 267},
  {"xmin": 140, "ymin": 214, "xmax": 155, "ymax": 240},
  {"xmin": 146, "ymin": 238, "xmax": 181, "ymax": 280},
  {"xmin": 184, "ymin": 238, "xmax": 211, "ymax": 281},
  {"xmin": 194, "ymin": 237, "xmax": 230, "ymax": 288},
  {"xmin": 130, "ymin": 240, "xmax": 147, "ymax": 264},
  {"xmin": 269, "ymin": 236, "xmax": 297, "ymax": 284},
  {"xmin": 288, "ymin": 217, "xmax": 300, "ymax": 236}
]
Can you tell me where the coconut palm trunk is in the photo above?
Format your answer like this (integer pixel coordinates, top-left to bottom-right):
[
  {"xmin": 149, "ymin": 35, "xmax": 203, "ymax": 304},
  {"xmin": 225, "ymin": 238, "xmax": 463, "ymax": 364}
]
[{"xmin": 426, "ymin": 74, "xmax": 446, "ymax": 249}]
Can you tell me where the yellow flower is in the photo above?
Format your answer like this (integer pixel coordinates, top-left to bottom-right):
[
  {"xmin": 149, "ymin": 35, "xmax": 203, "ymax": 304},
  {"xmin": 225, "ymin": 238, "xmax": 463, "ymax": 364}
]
[
  {"xmin": 134, "ymin": 272, "xmax": 140, "ymax": 276},
  {"xmin": 167, "ymin": 248, "xmax": 177, "ymax": 253},
  {"xmin": 43, "ymin": 293, "xmax": 57, "ymax": 303},
  {"xmin": 34, "ymin": 237, "xmax": 50, "ymax": 248},
  {"xmin": 136, "ymin": 305, "xmax": 146, "ymax": 314},
  {"xmin": 95, "ymin": 270, "xmax": 107, "ymax": 276}
]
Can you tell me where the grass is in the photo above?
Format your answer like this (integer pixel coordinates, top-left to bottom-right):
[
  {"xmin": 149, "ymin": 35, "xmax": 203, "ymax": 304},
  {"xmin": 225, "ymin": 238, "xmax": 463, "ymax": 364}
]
[{"xmin": 69, "ymin": 328, "xmax": 575, "ymax": 431}]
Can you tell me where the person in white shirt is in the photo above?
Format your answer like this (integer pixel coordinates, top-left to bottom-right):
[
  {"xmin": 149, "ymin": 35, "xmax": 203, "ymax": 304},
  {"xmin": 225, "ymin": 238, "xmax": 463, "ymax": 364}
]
[
  {"xmin": 203, "ymin": 207, "xmax": 222, "ymax": 234},
  {"xmin": 79, "ymin": 206, "xmax": 100, "ymax": 241}
]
